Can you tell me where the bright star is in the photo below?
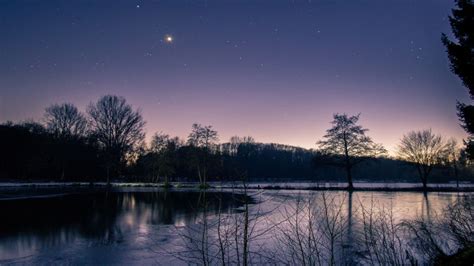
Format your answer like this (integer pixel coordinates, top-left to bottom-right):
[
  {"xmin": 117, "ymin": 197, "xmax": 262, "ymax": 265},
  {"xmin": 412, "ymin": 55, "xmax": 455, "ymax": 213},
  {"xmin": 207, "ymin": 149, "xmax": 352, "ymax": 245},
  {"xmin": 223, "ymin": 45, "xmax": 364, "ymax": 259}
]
[{"xmin": 165, "ymin": 35, "xmax": 173, "ymax": 43}]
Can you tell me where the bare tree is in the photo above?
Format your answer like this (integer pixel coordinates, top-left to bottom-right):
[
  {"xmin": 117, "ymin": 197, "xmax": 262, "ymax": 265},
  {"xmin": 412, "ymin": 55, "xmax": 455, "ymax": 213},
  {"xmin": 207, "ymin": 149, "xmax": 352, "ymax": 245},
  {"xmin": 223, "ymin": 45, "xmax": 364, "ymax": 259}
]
[
  {"xmin": 228, "ymin": 136, "xmax": 242, "ymax": 155},
  {"xmin": 444, "ymin": 138, "xmax": 464, "ymax": 188},
  {"xmin": 222, "ymin": 136, "xmax": 256, "ymax": 156},
  {"xmin": 402, "ymin": 196, "xmax": 474, "ymax": 264},
  {"xmin": 317, "ymin": 113, "xmax": 386, "ymax": 190},
  {"xmin": 149, "ymin": 132, "xmax": 181, "ymax": 185},
  {"xmin": 147, "ymin": 133, "xmax": 170, "ymax": 183},
  {"xmin": 87, "ymin": 95, "xmax": 145, "ymax": 184},
  {"xmin": 274, "ymin": 192, "xmax": 350, "ymax": 266},
  {"xmin": 43, "ymin": 103, "xmax": 89, "ymax": 179},
  {"xmin": 44, "ymin": 103, "xmax": 87, "ymax": 138},
  {"xmin": 168, "ymin": 187, "xmax": 277, "ymax": 265},
  {"xmin": 358, "ymin": 198, "xmax": 416, "ymax": 265},
  {"xmin": 397, "ymin": 129, "xmax": 448, "ymax": 190},
  {"xmin": 187, "ymin": 123, "xmax": 219, "ymax": 187},
  {"xmin": 188, "ymin": 123, "xmax": 219, "ymax": 149}
]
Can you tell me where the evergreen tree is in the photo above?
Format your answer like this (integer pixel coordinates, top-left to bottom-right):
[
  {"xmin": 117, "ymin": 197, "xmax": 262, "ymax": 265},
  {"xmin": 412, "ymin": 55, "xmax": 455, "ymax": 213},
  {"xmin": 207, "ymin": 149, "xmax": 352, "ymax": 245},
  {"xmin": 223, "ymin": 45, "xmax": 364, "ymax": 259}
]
[{"xmin": 442, "ymin": 0, "xmax": 474, "ymax": 158}]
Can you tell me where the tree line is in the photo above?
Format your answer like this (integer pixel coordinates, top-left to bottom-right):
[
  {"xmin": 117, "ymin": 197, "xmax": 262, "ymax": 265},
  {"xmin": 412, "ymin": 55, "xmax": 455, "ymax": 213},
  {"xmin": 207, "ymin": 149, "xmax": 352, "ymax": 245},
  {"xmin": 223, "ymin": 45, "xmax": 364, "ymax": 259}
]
[
  {"xmin": 1, "ymin": 0, "xmax": 472, "ymax": 189},
  {"xmin": 1, "ymin": 95, "xmax": 472, "ymax": 190}
]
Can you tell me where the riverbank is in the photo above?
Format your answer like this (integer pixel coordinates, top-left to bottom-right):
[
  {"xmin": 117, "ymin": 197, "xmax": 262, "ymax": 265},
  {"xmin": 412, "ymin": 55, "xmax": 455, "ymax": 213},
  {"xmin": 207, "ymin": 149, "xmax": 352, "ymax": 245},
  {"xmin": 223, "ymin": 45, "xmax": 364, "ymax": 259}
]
[{"xmin": 0, "ymin": 181, "xmax": 473, "ymax": 192}]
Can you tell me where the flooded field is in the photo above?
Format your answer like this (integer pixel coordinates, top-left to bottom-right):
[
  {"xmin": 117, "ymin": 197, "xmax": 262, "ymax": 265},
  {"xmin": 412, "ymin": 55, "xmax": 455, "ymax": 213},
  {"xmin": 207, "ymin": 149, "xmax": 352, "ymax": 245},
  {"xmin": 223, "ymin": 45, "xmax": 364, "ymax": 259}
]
[{"xmin": 0, "ymin": 187, "xmax": 471, "ymax": 265}]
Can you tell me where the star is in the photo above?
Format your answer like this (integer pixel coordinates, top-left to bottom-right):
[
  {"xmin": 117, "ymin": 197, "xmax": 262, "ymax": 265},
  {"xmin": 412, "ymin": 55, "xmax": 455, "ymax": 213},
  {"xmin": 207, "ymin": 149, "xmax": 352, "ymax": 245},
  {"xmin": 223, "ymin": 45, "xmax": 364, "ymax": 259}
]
[{"xmin": 165, "ymin": 35, "xmax": 173, "ymax": 43}]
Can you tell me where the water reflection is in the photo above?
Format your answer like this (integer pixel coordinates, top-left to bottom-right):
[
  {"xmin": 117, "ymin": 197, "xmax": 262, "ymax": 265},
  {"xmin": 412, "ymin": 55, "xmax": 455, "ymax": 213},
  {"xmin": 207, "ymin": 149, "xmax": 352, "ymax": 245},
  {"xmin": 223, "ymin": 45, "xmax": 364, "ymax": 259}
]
[
  {"xmin": 0, "ymin": 189, "xmax": 470, "ymax": 264},
  {"xmin": 247, "ymin": 190, "xmax": 471, "ymax": 265},
  {"xmin": 0, "ymin": 189, "xmax": 248, "ymax": 260}
]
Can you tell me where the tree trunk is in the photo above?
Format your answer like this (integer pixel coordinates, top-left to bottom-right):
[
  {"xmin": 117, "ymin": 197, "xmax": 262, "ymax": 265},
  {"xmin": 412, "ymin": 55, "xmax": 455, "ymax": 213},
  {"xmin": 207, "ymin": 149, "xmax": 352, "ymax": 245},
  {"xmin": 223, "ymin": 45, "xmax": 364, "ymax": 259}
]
[
  {"xmin": 422, "ymin": 166, "xmax": 432, "ymax": 191},
  {"xmin": 197, "ymin": 164, "xmax": 203, "ymax": 186},
  {"xmin": 343, "ymin": 133, "xmax": 354, "ymax": 190},
  {"xmin": 454, "ymin": 162, "xmax": 459, "ymax": 189},
  {"xmin": 346, "ymin": 165, "xmax": 353, "ymax": 190},
  {"xmin": 416, "ymin": 164, "xmax": 428, "ymax": 191},
  {"xmin": 106, "ymin": 166, "xmax": 110, "ymax": 186},
  {"xmin": 421, "ymin": 176, "xmax": 427, "ymax": 191}
]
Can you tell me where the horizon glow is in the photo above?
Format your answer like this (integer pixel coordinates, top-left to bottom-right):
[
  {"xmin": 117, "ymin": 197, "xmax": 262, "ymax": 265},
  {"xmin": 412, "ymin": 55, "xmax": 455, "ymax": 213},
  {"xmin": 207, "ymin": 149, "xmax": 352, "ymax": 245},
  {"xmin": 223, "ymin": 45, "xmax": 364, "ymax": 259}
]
[{"xmin": 0, "ymin": 0, "xmax": 469, "ymax": 153}]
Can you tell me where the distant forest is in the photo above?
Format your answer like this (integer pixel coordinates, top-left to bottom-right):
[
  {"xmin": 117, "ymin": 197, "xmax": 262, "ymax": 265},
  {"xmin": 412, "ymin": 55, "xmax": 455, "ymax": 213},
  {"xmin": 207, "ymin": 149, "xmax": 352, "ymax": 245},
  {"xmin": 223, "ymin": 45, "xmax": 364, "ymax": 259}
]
[
  {"xmin": 2, "ymin": 0, "xmax": 474, "ymax": 189},
  {"xmin": 1, "ymin": 108, "xmax": 472, "ymax": 184}
]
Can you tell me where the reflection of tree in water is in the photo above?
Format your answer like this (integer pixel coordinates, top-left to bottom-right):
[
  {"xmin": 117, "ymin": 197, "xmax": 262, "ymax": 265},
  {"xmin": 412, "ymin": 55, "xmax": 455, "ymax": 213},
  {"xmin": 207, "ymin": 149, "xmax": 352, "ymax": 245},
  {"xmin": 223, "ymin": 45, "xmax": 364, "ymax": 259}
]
[
  {"xmin": 421, "ymin": 192, "xmax": 431, "ymax": 219},
  {"xmin": 116, "ymin": 190, "xmax": 250, "ymax": 227},
  {"xmin": 0, "ymin": 190, "xmax": 249, "ymax": 257},
  {"xmin": 1, "ymin": 190, "xmax": 470, "ymax": 264}
]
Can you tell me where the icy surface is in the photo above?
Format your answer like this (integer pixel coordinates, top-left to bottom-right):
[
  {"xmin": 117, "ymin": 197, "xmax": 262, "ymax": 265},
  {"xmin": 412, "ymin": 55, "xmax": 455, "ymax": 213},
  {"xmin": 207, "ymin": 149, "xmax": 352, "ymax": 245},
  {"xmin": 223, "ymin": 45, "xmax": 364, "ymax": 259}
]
[{"xmin": 0, "ymin": 187, "xmax": 471, "ymax": 265}]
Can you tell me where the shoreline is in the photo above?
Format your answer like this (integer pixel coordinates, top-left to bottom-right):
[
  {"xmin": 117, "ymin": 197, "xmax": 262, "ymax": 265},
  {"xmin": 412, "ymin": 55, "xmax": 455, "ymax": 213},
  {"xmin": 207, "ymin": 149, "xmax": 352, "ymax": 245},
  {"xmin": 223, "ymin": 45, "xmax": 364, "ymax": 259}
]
[{"xmin": 0, "ymin": 181, "xmax": 473, "ymax": 192}]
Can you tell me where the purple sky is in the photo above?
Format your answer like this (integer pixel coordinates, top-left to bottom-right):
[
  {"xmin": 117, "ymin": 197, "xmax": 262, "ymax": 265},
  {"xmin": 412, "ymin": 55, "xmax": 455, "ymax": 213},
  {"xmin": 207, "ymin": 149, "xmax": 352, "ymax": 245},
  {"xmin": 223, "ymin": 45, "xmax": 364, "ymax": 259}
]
[{"xmin": 0, "ymin": 0, "xmax": 469, "ymax": 153}]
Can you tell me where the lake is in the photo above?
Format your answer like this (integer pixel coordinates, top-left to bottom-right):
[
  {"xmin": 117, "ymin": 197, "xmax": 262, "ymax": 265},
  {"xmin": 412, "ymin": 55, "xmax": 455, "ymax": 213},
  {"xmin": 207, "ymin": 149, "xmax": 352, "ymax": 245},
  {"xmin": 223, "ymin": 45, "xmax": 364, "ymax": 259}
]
[{"xmin": 0, "ymin": 187, "xmax": 471, "ymax": 265}]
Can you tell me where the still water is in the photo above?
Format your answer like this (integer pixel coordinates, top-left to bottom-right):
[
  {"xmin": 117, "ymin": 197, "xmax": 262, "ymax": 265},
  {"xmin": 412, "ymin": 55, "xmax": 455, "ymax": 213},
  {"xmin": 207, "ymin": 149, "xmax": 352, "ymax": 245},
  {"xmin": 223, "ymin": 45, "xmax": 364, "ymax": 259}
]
[{"xmin": 0, "ymin": 187, "xmax": 469, "ymax": 264}]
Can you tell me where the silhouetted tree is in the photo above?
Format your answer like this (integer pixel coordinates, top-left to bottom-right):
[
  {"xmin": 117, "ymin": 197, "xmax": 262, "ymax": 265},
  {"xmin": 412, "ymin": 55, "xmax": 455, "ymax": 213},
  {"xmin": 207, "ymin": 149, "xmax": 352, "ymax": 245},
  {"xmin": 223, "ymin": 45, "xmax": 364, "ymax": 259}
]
[
  {"xmin": 444, "ymin": 139, "xmax": 465, "ymax": 188},
  {"xmin": 87, "ymin": 95, "xmax": 145, "ymax": 184},
  {"xmin": 150, "ymin": 132, "xmax": 171, "ymax": 153},
  {"xmin": 397, "ymin": 129, "xmax": 449, "ymax": 190},
  {"xmin": 0, "ymin": 122, "xmax": 48, "ymax": 179},
  {"xmin": 44, "ymin": 103, "xmax": 87, "ymax": 138},
  {"xmin": 188, "ymin": 123, "xmax": 219, "ymax": 148},
  {"xmin": 317, "ymin": 113, "xmax": 386, "ymax": 189},
  {"xmin": 0, "ymin": 121, "xmax": 103, "ymax": 181},
  {"xmin": 20, "ymin": 120, "xmax": 48, "ymax": 135},
  {"xmin": 44, "ymin": 103, "xmax": 89, "ymax": 179},
  {"xmin": 187, "ymin": 123, "xmax": 219, "ymax": 186},
  {"xmin": 149, "ymin": 133, "xmax": 182, "ymax": 184},
  {"xmin": 225, "ymin": 136, "xmax": 255, "ymax": 154},
  {"xmin": 227, "ymin": 136, "xmax": 243, "ymax": 155},
  {"xmin": 442, "ymin": 0, "xmax": 474, "ymax": 158},
  {"xmin": 147, "ymin": 132, "xmax": 169, "ymax": 181}
]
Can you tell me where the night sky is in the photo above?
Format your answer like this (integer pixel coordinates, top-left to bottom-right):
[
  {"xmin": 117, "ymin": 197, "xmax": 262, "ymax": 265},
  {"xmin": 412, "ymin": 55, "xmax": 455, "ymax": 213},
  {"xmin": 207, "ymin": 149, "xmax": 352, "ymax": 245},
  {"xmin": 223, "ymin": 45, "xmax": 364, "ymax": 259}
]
[{"xmin": 0, "ymin": 0, "xmax": 469, "ymax": 152}]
